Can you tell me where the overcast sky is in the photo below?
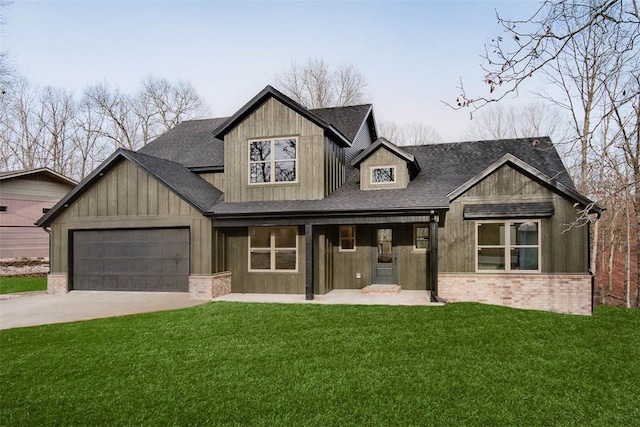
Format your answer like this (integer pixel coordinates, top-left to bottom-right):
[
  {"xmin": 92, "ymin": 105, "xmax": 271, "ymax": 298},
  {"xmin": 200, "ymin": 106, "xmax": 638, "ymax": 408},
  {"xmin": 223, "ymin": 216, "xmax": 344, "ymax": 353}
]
[{"xmin": 3, "ymin": 0, "xmax": 543, "ymax": 141}]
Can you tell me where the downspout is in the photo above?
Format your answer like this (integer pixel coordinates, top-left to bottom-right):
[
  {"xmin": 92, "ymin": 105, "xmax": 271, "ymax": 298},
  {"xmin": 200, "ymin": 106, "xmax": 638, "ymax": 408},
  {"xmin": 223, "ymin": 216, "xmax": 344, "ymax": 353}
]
[
  {"xmin": 429, "ymin": 211, "xmax": 439, "ymax": 302},
  {"xmin": 43, "ymin": 226, "xmax": 52, "ymax": 275}
]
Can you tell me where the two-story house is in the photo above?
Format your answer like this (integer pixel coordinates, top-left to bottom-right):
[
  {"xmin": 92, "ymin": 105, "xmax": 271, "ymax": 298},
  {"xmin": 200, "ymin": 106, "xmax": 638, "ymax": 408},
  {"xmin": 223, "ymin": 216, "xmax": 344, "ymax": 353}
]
[{"xmin": 37, "ymin": 86, "xmax": 602, "ymax": 314}]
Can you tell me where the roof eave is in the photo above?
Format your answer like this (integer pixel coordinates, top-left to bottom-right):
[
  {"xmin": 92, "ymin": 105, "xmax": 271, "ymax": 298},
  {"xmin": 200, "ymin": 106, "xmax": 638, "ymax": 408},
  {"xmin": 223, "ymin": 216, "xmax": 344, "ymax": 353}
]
[
  {"xmin": 212, "ymin": 85, "xmax": 352, "ymax": 147},
  {"xmin": 447, "ymin": 153, "xmax": 605, "ymax": 214}
]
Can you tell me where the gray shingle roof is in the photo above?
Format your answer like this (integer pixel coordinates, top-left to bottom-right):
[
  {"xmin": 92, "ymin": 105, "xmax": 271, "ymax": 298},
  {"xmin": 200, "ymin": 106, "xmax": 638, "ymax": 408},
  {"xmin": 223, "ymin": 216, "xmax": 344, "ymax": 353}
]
[
  {"xmin": 312, "ymin": 104, "xmax": 373, "ymax": 142},
  {"xmin": 138, "ymin": 118, "xmax": 227, "ymax": 168},
  {"xmin": 137, "ymin": 103, "xmax": 373, "ymax": 169},
  {"xmin": 210, "ymin": 137, "xmax": 580, "ymax": 217},
  {"xmin": 124, "ymin": 150, "xmax": 222, "ymax": 212},
  {"xmin": 463, "ymin": 202, "xmax": 555, "ymax": 219}
]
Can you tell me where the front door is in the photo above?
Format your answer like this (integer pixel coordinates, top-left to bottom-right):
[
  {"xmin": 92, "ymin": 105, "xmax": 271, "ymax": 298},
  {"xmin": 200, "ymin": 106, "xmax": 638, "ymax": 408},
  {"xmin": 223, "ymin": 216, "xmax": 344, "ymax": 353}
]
[{"xmin": 372, "ymin": 228, "xmax": 396, "ymax": 284}]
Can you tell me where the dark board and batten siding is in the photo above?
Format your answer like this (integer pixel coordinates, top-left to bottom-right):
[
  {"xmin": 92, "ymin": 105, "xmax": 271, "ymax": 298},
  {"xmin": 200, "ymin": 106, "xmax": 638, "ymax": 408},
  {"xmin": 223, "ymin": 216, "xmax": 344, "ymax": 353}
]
[
  {"xmin": 324, "ymin": 137, "xmax": 346, "ymax": 196},
  {"xmin": 223, "ymin": 97, "xmax": 326, "ymax": 202},
  {"xmin": 439, "ymin": 164, "xmax": 588, "ymax": 274},
  {"xmin": 223, "ymin": 227, "xmax": 306, "ymax": 294},
  {"xmin": 49, "ymin": 159, "xmax": 214, "ymax": 276}
]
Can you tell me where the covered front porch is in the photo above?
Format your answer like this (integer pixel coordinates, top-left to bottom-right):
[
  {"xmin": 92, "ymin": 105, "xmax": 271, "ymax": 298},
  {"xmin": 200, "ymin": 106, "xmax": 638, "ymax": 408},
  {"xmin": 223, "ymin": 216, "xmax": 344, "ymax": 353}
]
[
  {"xmin": 213, "ymin": 288, "xmax": 445, "ymax": 306},
  {"xmin": 211, "ymin": 209, "xmax": 445, "ymax": 301}
]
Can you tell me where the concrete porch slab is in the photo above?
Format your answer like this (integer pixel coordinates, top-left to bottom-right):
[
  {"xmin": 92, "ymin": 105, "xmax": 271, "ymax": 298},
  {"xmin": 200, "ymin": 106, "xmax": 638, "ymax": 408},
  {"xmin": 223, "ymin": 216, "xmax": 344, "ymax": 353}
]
[{"xmin": 213, "ymin": 289, "xmax": 445, "ymax": 306}]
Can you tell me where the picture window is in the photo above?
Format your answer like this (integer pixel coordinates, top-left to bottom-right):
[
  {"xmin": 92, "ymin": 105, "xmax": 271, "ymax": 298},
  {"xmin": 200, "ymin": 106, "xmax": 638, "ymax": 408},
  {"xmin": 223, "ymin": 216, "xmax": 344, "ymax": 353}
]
[{"xmin": 476, "ymin": 220, "xmax": 540, "ymax": 272}]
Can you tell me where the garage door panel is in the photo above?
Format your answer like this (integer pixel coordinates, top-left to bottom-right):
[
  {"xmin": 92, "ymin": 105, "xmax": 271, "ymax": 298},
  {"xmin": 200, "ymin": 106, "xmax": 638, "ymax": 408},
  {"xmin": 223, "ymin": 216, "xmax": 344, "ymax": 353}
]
[{"xmin": 72, "ymin": 228, "xmax": 190, "ymax": 292}]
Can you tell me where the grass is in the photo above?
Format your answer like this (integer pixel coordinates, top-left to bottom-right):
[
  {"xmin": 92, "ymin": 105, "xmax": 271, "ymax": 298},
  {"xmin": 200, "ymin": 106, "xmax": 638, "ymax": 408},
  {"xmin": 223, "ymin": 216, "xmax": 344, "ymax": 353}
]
[
  {"xmin": 0, "ymin": 276, "xmax": 46, "ymax": 294},
  {"xmin": 1, "ymin": 303, "xmax": 639, "ymax": 426}
]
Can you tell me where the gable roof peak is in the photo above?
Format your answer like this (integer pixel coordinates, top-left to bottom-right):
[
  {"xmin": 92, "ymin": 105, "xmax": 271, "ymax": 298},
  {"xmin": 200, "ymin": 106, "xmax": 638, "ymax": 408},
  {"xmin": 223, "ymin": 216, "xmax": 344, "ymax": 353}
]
[{"xmin": 212, "ymin": 84, "xmax": 353, "ymax": 147}]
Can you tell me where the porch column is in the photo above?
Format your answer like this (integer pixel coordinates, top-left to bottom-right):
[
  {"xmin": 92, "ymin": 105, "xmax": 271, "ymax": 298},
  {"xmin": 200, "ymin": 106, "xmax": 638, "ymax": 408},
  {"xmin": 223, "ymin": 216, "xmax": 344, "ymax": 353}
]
[
  {"xmin": 429, "ymin": 211, "xmax": 439, "ymax": 301},
  {"xmin": 305, "ymin": 224, "xmax": 314, "ymax": 300}
]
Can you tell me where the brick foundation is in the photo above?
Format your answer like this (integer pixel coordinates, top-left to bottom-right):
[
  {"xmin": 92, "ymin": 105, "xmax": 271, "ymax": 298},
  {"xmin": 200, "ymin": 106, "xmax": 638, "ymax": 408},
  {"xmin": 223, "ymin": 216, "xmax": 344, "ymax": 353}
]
[
  {"xmin": 189, "ymin": 272, "xmax": 232, "ymax": 300},
  {"xmin": 47, "ymin": 274, "xmax": 69, "ymax": 295},
  {"xmin": 438, "ymin": 273, "xmax": 592, "ymax": 315}
]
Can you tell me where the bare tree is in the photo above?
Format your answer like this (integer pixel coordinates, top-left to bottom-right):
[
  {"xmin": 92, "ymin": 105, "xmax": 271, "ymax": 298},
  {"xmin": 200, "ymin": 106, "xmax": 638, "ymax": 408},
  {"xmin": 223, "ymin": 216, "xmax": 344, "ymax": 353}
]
[
  {"xmin": 465, "ymin": 102, "xmax": 570, "ymax": 142},
  {"xmin": 378, "ymin": 121, "xmax": 443, "ymax": 146},
  {"xmin": 276, "ymin": 58, "xmax": 369, "ymax": 108},
  {"xmin": 0, "ymin": 0, "xmax": 15, "ymax": 96},
  {"xmin": 135, "ymin": 76, "xmax": 208, "ymax": 145},
  {"xmin": 450, "ymin": 0, "xmax": 639, "ymax": 112}
]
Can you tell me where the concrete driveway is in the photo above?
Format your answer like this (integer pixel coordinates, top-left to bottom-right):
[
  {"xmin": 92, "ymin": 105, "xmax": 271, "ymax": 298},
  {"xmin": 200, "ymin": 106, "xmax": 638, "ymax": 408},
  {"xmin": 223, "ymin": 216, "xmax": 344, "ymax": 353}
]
[{"xmin": 0, "ymin": 291, "xmax": 207, "ymax": 330}]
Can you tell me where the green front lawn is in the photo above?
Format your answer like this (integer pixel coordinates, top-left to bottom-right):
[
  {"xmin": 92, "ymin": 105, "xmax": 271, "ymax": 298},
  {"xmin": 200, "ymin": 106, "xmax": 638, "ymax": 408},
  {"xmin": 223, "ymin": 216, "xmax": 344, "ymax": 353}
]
[
  {"xmin": 0, "ymin": 276, "xmax": 46, "ymax": 294},
  {"xmin": 1, "ymin": 303, "xmax": 638, "ymax": 426}
]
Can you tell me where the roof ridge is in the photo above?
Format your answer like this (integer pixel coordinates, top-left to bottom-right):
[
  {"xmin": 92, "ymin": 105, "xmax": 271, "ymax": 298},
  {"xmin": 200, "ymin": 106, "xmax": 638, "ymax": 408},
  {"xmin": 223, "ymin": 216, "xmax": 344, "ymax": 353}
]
[{"xmin": 311, "ymin": 104, "xmax": 372, "ymax": 111}]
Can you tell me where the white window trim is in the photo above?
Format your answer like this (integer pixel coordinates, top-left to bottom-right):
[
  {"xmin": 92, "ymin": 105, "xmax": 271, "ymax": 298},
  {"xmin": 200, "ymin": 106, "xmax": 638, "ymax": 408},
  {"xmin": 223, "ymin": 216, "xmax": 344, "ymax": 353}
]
[
  {"xmin": 370, "ymin": 165, "xmax": 397, "ymax": 185},
  {"xmin": 475, "ymin": 219, "xmax": 541, "ymax": 273},
  {"xmin": 412, "ymin": 224, "xmax": 429, "ymax": 253},
  {"xmin": 248, "ymin": 226, "xmax": 298, "ymax": 273},
  {"xmin": 248, "ymin": 136, "xmax": 298, "ymax": 185},
  {"xmin": 339, "ymin": 225, "xmax": 356, "ymax": 252}
]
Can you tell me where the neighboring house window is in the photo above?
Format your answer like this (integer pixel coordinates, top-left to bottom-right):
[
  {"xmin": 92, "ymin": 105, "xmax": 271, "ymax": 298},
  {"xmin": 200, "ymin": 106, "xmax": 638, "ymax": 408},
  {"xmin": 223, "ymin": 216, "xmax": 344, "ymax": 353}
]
[
  {"xmin": 249, "ymin": 227, "xmax": 297, "ymax": 271},
  {"xmin": 0, "ymin": 205, "xmax": 6, "ymax": 213},
  {"xmin": 476, "ymin": 220, "xmax": 540, "ymax": 272},
  {"xmin": 413, "ymin": 224, "xmax": 429, "ymax": 251},
  {"xmin": 371, "ymin": 166, "xmax": 396, "ymax": 184},
  {"xmin": 339, "ymin": 226, "xmax": 356, "ymax": 252},
  {"xmin": 249, "ymin": 137, "xmax": 297, "ymax": 184}
]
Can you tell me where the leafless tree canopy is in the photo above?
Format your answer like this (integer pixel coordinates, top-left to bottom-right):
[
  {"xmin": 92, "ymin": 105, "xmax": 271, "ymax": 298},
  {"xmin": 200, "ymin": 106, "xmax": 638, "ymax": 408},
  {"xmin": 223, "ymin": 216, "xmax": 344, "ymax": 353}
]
[
  {"xmin": 276, "ymin": 58, "xmax": 369, "ymax": 108},
  {"xmin": 378, "ymin": 121, "xmax": 443, "ymax": 146},
  {"xmin": 0, "ymin": 76, "xmax": 209, "ymax": 180},
  {"xmin": 456, "ymin": 0, "xmax": 640, "ymax": 308},
  {"xmin": 450, "ymin": 0, "xmax": 640, "ymax": 111}
]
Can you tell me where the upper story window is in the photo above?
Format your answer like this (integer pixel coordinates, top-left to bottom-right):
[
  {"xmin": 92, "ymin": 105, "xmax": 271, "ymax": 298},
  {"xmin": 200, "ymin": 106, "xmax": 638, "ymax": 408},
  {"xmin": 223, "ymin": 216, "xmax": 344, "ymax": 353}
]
[
  {"xmin": 0, "ymin": 206, "xmax": 6, "ymax": 213},
  {"xmin": 371, "ymin": 166, "xmax": 396, "ymax": 184},
  {"xmin": 249, "ymin": 137, "xmax": 297, "ymax": 184},
  {"xmin": 476, "ymin": 220, "xmax": 540, "ymax": 272}
]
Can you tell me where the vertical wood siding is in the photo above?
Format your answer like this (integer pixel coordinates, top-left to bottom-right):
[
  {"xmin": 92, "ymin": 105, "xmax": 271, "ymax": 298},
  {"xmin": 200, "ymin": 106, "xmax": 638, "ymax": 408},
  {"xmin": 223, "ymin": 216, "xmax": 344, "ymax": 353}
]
[
  {"xmin": 49, "ymin": 159, "xmax": 213, "ymax": 275},
  {"xmin": 360, "ymin": 149, "xmax": 410, "ymax": 191},
  {"xmin": 324, "ymin": 137, "xmax": 346, "ymax": 196},
  {"xmin": 440, "ymin": 164, "xmax": 588, "ymax": 273},
  {"xmin": 225, "ymin": 226, "xmax": 306, "ymax": 294},
  {"xmin": 199, "ymin": 172, "xmax": 224, "ymax": 191},
  {"xmin": 223, "ymin": 98, "xmax": 325, "ymax": 202}
]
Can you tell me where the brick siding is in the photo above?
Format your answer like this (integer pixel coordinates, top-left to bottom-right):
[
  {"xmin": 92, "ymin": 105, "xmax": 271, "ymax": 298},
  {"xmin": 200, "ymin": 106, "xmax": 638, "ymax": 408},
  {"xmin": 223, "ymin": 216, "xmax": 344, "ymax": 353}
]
[
  {"xmin": 439, "ymin": 273, "xmax": 592, "ymax": 315},
  {"xmin": 189, "ymin": 272, "xmax": 232, "ymax": 300},
  {"xmin": 47, "ymin": 274, "xmax": 68, "ymax": 295}
]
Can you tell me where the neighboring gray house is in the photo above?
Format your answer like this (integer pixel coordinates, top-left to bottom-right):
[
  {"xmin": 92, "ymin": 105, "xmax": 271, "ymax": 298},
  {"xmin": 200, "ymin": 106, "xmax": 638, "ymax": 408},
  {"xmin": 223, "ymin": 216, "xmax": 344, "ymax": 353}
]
[
  {"xmin": 1, "ymin": 168, "xmax": 77, "ymax": 258},
  {"xmin": 38, "ymin": 86, "xmax": 602, "ymax": 315}
]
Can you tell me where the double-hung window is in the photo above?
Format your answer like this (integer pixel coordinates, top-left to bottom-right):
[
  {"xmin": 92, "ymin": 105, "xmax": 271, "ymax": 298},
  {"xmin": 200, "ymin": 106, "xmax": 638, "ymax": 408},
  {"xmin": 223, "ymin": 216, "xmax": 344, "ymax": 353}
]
[
  {"xmin": 249, "ymin": 137, "xmax": 297, "ymax": 184},
  {"xmin": 476, "ymin": 220, "xmax": 540, "ymax": 272},
  {"xmin": 249, "ymin": 227, "xmax": 297, "ymax": 272},
  {"xmin": 413, "ymin": 224, "xmax": 429, "ymax": 251},
  {"xmin": 339, "ymin": 226, "xmax": 356, "ymax": 251}
]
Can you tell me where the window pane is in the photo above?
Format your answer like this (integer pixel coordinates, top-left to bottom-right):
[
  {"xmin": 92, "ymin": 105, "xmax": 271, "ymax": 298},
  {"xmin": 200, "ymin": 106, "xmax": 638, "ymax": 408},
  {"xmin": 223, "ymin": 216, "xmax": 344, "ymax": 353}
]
[
  {"xmin": 511, "ymin": 222, "xmax": 538, "ymax": 245},
  {"xmin": 275, "ymin": 250, "xmax": 296, "ymax": 270},
  {"xmin": 415, "ymin": 226, "xmax": 429, "ymax": 249},
  {"xmin": 250, "ymin": 227, "xmax": 271, "ymax": 248},
  {"xmin": 250, "ymin": 163, "xmax": 271, "ymax": 183},
  {"xmin": 250, "ymin": 251, "xmax": 271, "ymax": 270},
  {"xmin": 478, "ymin": 247, "xmax": 505, "ymax": 270},
  {"xmin": 274, "ymin": 227, "xmax": 296, "ymax": 248},
  {"xmin": 249, "ymin": 141, "xmax": 271, "ymax": 161},
  {"xmin": 274, "ymin": 139, "xmax": 296, "ymax": 160},
  {"xmin": 340, "ymin": 226, "xmax": 353, "ymax": 239},
  {"xmin": 511, "ymin": 248, "xmax": 538, "ymax": 270},
  {"xmin": 275, "ymin": 161, "xmax": 296, "ymax": 182},
  {"xmin": 477, "ymin": 223, "xmax": 505, "ymax": 245},
  {"xmin": 372, "ymin": 167, "xmax": 394, "ymax": 183}
]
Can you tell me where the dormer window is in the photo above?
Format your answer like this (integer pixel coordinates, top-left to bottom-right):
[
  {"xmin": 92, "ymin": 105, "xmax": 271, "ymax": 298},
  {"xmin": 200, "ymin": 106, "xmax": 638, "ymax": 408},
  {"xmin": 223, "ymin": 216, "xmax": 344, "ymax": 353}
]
[
  {"xmin": 249, "ymin": 137, "xmax": 297, "ymax": 184},
  {"xmin": 371, "ymin": 166, "xmax": 396, "ymax": 184}
]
